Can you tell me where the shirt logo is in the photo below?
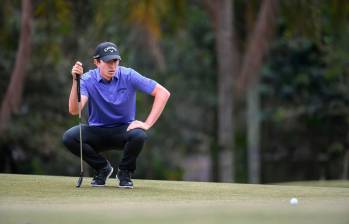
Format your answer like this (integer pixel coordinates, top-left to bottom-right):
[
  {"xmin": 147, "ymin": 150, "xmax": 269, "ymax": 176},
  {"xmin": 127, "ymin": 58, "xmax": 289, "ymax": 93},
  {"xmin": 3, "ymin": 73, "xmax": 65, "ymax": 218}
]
[{"xmin": 104, "ymin": 46, "xmax": 117, "ymax": 53}]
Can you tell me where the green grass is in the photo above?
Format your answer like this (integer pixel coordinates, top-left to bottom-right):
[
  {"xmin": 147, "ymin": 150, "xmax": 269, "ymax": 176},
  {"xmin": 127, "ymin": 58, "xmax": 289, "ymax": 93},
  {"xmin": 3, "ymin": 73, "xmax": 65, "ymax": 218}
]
[
  {"xmin": 0, "ymin": 174, "xmax": 348, "ymax": 224},
  {"xmin": 280, "ymin": 180, "xmax": 349, "ymax": 188}
]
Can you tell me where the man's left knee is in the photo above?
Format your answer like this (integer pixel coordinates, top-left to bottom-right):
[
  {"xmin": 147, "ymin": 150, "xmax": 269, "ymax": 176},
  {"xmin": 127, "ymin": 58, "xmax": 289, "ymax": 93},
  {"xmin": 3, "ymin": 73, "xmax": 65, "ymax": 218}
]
[{"xmin": 127, "ymin": 128, "xmax": 148, "ymax": 142}]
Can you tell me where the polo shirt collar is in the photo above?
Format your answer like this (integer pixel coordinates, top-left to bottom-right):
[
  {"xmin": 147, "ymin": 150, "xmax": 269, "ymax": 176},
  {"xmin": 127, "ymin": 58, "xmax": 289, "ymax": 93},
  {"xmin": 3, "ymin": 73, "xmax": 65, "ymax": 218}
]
[{"xmin": 97, "ymin": 68, "xmax": 119, "ymax": 83}]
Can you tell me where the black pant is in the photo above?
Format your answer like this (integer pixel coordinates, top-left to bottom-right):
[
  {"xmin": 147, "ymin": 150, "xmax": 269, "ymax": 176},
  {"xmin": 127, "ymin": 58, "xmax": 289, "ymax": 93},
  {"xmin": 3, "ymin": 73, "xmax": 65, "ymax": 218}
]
[{"xmin": 62, "ymin": 124, "xmax": 147, "ymax": 172}]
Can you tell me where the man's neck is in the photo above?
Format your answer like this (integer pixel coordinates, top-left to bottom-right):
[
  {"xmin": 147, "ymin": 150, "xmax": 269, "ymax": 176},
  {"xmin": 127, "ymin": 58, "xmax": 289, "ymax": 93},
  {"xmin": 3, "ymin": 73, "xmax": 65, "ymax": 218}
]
[{"xmin": 99, "ymin": 70, "xmax": 113, "ymax": 82}]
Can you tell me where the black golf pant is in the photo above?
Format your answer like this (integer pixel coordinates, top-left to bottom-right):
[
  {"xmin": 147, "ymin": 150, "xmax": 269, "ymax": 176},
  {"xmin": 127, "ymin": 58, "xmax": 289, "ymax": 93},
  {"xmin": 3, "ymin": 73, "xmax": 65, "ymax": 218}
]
[{"xmin": 62, "ymin": 124, "xmax": 147, "ymax": 172}]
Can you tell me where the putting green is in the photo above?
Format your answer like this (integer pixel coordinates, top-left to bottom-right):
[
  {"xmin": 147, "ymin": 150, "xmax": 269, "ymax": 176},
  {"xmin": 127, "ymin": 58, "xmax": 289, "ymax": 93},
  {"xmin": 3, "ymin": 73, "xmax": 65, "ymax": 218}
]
[{"xmin": 0, "ymin": 174, "xmax": 348, "ymax": 224}]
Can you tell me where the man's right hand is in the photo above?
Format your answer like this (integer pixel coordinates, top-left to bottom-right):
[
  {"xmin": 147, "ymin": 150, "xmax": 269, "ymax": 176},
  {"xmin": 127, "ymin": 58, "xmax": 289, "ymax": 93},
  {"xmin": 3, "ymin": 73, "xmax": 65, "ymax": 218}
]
[{"xmin": 71, "ymin": 61, "xmax": 83, "ymax": 79}]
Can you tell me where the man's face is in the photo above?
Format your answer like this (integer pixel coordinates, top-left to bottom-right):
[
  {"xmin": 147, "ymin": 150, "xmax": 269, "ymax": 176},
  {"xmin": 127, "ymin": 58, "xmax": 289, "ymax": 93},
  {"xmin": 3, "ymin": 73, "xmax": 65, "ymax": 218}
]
[{"xmin": 96, "ymin": 59, "xmax": 119, "ymax": 80}]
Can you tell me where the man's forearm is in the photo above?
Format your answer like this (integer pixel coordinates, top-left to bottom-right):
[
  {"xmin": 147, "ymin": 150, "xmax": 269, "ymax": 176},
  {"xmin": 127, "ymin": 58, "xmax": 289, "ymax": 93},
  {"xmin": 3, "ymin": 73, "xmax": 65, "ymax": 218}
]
[
  {"xmin": 68, "ymin": 80, "xmax": 80, "ymax": 115},
  {"xmin": 69, "ymin": 61, "xmax": 84, "ymax": 115},
  {"xmin": 145, "ymin": 85, "xmax": 170, "ymax": 128}
]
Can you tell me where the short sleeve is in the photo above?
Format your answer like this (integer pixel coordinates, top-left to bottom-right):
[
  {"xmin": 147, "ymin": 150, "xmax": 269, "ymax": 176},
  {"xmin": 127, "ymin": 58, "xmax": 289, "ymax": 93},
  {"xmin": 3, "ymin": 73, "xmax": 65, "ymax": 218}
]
[
  {"xmin": 80, "ymin": 75, "xmax": 89, "ymax": 97},
  {"xmin": 129, "ymin": 69, "xmax": 157, "ymax": 94}
]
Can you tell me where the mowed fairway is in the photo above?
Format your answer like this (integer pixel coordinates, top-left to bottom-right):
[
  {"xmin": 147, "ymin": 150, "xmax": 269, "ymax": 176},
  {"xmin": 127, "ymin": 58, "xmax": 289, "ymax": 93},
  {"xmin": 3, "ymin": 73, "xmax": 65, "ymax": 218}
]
[{"xmin": 0, "ymin": 174, "xmax": 348, "ymax": 224}]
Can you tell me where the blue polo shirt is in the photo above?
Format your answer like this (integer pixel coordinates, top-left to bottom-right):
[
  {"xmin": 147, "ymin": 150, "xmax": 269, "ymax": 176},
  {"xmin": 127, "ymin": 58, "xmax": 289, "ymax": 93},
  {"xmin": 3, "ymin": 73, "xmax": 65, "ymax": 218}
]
[{"xmin": 80, "ymin": 66, "xmax": 157, "ymax": 127}]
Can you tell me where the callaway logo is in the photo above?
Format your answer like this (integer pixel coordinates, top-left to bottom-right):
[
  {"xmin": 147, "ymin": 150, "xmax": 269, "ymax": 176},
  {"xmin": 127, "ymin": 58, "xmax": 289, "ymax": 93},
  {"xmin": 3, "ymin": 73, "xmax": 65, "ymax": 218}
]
[{"xmin": 104, "ymin": 46, "xmax": 117, "ymax": 53}]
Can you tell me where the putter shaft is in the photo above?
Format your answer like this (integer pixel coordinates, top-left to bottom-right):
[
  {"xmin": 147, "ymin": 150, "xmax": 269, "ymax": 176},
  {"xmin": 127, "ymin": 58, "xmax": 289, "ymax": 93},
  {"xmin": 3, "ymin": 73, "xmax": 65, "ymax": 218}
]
[{"xmin": 76, "ymin": 74, "xmax": 84, "ymax": 188}]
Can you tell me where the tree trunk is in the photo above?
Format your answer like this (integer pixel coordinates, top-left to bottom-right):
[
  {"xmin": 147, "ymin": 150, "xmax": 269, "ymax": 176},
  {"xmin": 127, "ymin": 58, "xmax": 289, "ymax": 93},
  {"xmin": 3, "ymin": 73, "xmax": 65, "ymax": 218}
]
[
  {"xmin": 247, "ymin": 83, "xmax": 261, "ymax": 183},
  {"xmin": 343, "ymin": 149, "xmax": 349, "ymax": 180},
  {"xmin": 0, "ymin": 0, "xmax": 32, "ymax": 134},
  {"xmin": 239, "ymin": 0, "xmax": 278, "ymax": 183},
  {"xmin": 145, "ymin": 30, "xmax": 166, "ymax": 72},
  {"xmin": 238, "ymin": 0, "xmax": 278, "ymax": 92},
  {"xmin": 205, "ymin": 0, "xmax": 239, "ymax": 182},
  {"xmin": 128, "ymin": 1, "xmax": 166, "ymax": 72}
]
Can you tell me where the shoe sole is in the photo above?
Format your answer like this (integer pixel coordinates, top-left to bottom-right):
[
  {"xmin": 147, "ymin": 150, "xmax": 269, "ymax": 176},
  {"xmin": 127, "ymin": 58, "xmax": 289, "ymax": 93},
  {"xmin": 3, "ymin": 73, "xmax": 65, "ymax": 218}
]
[
  {"xmin": 91, "ymin": 167, "xmax": 114, "ymax": 187},
  {"xmin": 117, "ymin": 185, "xmax": 134, "ymax": 189}
]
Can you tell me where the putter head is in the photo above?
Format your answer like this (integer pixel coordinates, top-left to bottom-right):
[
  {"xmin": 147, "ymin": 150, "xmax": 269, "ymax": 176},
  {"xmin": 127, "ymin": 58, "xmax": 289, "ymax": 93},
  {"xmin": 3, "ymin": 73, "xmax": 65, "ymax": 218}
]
[{"xmin": 76, "ymin": 172, "xmax": 83, "ymax": 188}]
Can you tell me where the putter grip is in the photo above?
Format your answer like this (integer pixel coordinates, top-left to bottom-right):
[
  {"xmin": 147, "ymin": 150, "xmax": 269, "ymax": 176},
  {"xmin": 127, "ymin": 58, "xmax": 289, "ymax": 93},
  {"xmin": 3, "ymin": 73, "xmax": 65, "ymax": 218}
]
[{"xmin": 76, "ymin": 74, "xmax": 81, "ymax": 102}]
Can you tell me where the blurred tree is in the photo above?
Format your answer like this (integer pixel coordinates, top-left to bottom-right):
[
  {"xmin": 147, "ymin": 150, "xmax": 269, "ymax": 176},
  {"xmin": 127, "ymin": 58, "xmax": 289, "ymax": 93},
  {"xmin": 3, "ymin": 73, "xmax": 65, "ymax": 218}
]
[
  {"xmin": 239, "ymin": 0, "xmax": 278, "ymax": 183},
  {"xmin": 0, "ymin": 0, "xmax": 348, "ymax": 184},
  {"xmin": 205, "ymin": 0, "xmax": 239, "ymax": 182},
  {"xmin": 0, "ymin": 0, "xmax": 32, "ymax": 134},
  {"xmin": 205, "ymin": 0, "xmax": 278, "ymax": 183},
  {"xmin": 0, "ymin": 0, "xmax": 76, "ymax": 174},
  {"xmin": 236, "ymin": 0, "xmax": 348, "ymax": 183},
  {"xmin": 128, "ymin": 0, "xmax": 167, "ymax": 72},
  {"xmin": 260, "ymin": 0, "xmax": 349, "ymax": 182}
]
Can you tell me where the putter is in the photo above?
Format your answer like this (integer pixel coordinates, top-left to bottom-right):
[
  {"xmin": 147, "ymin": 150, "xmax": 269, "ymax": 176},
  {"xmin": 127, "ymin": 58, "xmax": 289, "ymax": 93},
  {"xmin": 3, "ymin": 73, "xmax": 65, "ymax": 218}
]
[{"xmin": 75, "ymin": 74, "xmax": 84, "ymax": 188}]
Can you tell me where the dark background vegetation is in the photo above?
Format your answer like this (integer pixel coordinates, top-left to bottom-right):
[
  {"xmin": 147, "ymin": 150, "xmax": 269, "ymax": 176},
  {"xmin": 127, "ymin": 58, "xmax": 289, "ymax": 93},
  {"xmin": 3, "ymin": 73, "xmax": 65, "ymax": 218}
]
[{"xmin": 1, "ymin": 0, "xmax": 348, "ymax": 183}]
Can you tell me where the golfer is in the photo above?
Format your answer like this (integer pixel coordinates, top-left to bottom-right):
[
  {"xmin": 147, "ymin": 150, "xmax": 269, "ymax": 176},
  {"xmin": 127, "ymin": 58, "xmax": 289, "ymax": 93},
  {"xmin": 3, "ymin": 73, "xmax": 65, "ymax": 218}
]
[{"xmin": 63, "ymin": 41, "xmax": 170, "ymax": 188}]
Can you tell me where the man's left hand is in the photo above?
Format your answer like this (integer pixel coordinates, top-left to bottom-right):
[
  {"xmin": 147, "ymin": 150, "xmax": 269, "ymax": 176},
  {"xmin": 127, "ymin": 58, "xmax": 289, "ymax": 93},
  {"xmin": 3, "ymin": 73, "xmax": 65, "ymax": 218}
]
[{"xmin": 127, "ymin": 120, "xmax": 151, "ymax": 131}]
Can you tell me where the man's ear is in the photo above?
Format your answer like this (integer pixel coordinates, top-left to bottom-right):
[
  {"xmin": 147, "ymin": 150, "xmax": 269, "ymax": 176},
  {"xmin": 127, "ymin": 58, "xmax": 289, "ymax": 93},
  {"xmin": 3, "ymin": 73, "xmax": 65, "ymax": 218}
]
[{"xmin": 93, "ymin": 59, "xmax": 100, "ymax": 66}]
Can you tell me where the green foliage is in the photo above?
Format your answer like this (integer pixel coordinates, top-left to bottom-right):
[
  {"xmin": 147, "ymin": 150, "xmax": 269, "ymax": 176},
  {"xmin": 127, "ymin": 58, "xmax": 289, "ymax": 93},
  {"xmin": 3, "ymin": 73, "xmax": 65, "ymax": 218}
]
[
  {"xmin": 1, "ymin": 0, "xmax": 348, "ymax": 183},
  {"xmin": 259, "ymin": 2, "xmax": 349, "ymax": 181}
]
